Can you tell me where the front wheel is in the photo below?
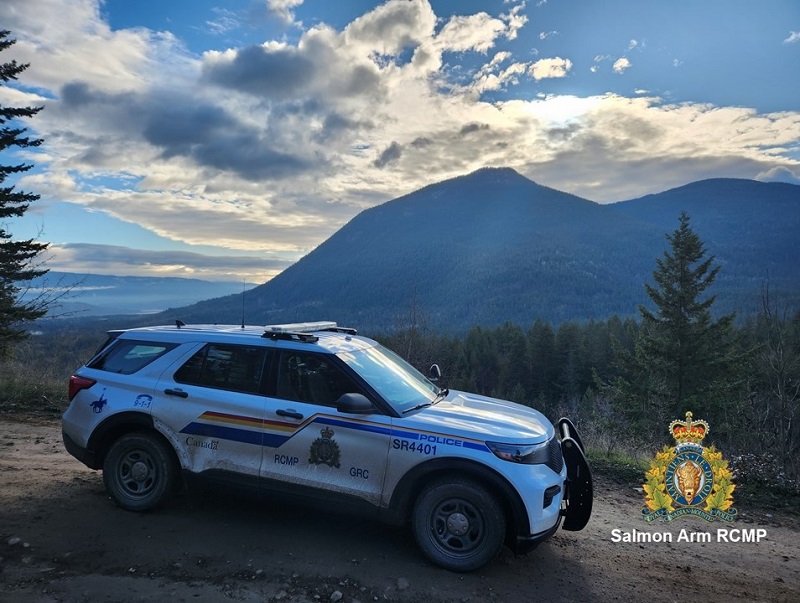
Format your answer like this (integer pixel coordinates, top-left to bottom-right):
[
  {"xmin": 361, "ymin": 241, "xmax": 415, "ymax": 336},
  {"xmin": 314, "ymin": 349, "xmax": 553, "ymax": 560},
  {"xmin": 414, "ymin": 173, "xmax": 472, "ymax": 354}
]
[
  {"xmin": 103, "ymin": 432, "xmax": 177, "ymax": 511},
  {"xmin": 412, "ymin": 478, "xmax": 506, "ymax": 572}
]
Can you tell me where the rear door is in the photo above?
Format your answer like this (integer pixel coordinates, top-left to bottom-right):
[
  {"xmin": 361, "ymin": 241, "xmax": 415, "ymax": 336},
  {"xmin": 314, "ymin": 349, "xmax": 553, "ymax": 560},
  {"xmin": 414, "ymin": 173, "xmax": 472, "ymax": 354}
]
[{"xmin": 154, "ymin": 342, "xmax": 271, "ymax": 481}]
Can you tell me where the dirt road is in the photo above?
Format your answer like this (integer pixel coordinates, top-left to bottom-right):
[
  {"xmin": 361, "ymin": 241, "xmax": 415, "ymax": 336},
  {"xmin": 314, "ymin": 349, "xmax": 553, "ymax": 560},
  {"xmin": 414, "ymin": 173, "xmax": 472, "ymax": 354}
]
[{"xmin": 1, "ymin": 415, "xmax": 797, "ymax": 603}]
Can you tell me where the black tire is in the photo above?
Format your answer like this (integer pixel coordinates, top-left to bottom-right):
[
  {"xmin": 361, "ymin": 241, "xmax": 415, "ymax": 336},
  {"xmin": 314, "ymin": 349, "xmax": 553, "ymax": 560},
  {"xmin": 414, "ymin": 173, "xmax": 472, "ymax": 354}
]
[
  {"xmin": 103, "ymin": 432, "xmax": 177, "ymax": 512},
  {"xmin": 412, "ymin": 478, "xmax": 506, "ymax": 572}
]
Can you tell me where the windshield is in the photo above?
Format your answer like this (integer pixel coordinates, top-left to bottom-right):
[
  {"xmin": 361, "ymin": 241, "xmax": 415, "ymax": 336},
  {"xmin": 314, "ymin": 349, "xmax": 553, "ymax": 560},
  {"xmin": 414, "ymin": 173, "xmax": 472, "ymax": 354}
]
[{"xmin": 337, "ymin": 344, "xmax": 439, "ymax": 412}]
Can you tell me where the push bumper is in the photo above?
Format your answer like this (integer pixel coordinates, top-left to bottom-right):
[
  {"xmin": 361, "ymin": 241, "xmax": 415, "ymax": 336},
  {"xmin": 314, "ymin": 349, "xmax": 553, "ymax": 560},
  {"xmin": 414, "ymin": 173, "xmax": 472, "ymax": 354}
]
[
  {"xmin": 557, "ymin": 417, "xmax": 593, "ymax": 531},
  {"xmin": 513, "ymin": 418, "xmax": 593, "ymax": 553}
]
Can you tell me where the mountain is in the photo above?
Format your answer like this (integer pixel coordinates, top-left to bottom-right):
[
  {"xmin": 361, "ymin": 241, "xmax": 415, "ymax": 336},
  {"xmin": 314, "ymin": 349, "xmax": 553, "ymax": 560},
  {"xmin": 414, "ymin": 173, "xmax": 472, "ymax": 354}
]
[
  {"xmin": 611, "ymin": 178, "xmax": 800, "ymax": 315},
  {"xmin": 24, "ymin": 272, "xmax": 253, "ymax": 317},
  {"xmin": 156, "ymin": 168, "xmax": 800, "ymax": 332}
]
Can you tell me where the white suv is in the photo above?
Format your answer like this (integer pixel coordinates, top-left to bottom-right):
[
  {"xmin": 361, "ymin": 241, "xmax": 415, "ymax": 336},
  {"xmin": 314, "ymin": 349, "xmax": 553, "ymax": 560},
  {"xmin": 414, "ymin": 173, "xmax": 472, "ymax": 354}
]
[{"xmin": 63, "ymin": 321, "xmax": 592, "ymax": 571}]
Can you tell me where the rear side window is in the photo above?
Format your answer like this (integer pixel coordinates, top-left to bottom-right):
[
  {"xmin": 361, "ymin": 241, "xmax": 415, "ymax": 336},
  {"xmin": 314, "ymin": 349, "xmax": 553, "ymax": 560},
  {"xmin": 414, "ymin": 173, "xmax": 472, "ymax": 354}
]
[
  {"xmin": 174, "ymin": 344, "xmax": 269, "ymax": 394},
  {"xmin": 88, "ymin": 339, "xmax": 177, "ymax": 375}
]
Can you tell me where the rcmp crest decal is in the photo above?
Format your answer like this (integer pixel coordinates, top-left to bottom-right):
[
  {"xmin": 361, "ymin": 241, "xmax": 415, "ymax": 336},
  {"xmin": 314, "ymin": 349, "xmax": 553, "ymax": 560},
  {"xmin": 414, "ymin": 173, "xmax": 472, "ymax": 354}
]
[
  {"xmin": 309, "ymin": 427, "xmax": 341, "ymax": 468},
  {"xmin": 643, "ymin": 412, "xmax": 737, "ymax": 523}
]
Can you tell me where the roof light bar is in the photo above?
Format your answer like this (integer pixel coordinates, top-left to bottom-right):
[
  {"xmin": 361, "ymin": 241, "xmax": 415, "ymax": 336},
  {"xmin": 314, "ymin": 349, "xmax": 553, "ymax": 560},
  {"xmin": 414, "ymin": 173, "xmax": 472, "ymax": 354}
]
[{"xmin": 265, "ymin": 321, "xmax": 338, "ymax": 334}]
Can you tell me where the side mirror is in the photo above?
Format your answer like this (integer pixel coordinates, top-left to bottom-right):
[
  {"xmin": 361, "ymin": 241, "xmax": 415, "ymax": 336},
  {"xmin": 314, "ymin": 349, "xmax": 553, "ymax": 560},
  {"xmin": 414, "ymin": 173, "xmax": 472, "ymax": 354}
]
[
  {"xmin": 429, "ymin": 363, "xmax": 442, "ymax": 382},
  {"xmin": 336, "ymin": 392, "xmax": 374, "ymax": 414}
]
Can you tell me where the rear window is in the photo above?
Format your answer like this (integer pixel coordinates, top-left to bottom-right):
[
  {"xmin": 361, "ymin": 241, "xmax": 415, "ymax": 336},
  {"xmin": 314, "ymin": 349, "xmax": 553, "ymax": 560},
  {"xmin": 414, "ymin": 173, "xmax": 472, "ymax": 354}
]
[
  {"xmin": 174, "ymin": 343, "xmax": 269, "ymax": 394},
  {"xmin": 88, "ymin": 339, "xmax": 177, "ymax": 374}
]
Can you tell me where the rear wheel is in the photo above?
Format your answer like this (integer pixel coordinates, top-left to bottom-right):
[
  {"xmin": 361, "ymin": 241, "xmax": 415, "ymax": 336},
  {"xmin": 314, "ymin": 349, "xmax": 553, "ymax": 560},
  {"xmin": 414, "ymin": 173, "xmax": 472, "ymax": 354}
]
[
  {"xmin": 103, "ymin": 432, "xmax": 177, "ymax": 511},
  {"xmin": 412, "ymin": 478, "xmax": 506, "ymax": 572}
]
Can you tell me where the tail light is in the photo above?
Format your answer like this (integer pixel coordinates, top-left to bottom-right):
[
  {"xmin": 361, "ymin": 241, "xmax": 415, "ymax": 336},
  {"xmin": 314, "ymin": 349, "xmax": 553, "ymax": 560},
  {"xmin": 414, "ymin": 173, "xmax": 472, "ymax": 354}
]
[{"xmin": 68, "ymin": 375, "xmax": 96, "ymax": 402}]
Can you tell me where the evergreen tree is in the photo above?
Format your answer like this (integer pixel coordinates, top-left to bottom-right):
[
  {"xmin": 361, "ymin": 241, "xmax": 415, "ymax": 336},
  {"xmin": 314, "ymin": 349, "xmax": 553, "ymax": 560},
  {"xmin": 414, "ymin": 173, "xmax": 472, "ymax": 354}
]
[
  {"xmin": 496, "ymin": 322, "xmax": 529, "ymax": 402},
  {"xmin": 528, "ymin": 319, "xmax": 557, "ymax": 403},
  {"xmin": 555, "ymin": 321, "xmax": 584, "ymax": 411},
  {"xmin": 0, "ymin": 31, "xmax": 48, "ymax": 358},
  {"xmin": 612, "ymin": 212, "xmax": 739, "ymax": 432}
]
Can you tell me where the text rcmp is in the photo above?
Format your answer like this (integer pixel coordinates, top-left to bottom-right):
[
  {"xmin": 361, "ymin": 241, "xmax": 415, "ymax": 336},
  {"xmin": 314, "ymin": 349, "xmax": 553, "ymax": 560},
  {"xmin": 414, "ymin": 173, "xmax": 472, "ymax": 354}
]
[{"xmin": 610, "ymin": 528, "xmax": 767, "ymax": 543}]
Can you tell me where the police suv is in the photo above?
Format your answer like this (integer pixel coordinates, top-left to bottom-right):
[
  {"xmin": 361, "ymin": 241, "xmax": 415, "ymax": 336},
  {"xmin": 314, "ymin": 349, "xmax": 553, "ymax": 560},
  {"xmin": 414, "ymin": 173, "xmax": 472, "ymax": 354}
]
[{"xmin": 63, "ymin": 321, "xmax": 592, "ymax": 571}]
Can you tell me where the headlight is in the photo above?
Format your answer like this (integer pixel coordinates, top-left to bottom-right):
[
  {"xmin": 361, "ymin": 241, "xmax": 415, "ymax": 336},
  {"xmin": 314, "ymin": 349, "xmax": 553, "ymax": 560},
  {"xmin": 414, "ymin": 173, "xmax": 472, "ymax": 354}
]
[{"xmin": 486, "ymin": 439, "xmax": 552, "ymax": 464}]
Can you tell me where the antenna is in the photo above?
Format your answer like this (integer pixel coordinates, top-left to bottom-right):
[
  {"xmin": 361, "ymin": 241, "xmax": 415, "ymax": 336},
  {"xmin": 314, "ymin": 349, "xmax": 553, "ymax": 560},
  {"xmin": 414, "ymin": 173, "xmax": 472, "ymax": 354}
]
[{"xmin": 241, "ymin": 279, "xmax": 246, "ymax": 329}]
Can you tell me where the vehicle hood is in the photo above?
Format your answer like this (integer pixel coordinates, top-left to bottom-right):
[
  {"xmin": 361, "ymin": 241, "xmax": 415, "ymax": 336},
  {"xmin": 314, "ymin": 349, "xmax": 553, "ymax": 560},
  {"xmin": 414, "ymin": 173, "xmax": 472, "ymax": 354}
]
[{"xmin": 404, "ymin": 390, "xmax": 553, "ymax": 444}]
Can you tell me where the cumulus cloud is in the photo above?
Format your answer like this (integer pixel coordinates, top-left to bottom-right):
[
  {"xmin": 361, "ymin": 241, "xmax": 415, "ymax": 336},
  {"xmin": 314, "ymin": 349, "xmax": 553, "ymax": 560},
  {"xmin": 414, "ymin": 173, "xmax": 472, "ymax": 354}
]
[
  {"xmin": 268, "ymin": 0, "xmax": 305, "ymax": 25},
  {"xmin": 471, "ymin": 52, "xmax": 528, "ymax": 93},
  {"xmin": 756, "ymin": 166, "xmax": 800, "ymax": 185},
  {"xmin": 436, "ymin": 12, "xmax": 506, "ymax": 53},
  {"xmin": 344, "ymin": 0, "xmax": 436, "ymax": 56},
  {"xmin": 5, "ymin": 0, "xmax": 197, "ymax": 98},
  {"xmin": 202, "ymin": 43, "xmax": 320, "ymax": 99},
  {"xmin": 613, "ymin": 57, "xmax": 632, "ymax": 74},
  {"xmin": 501, "ymin": 2, "xmax": 528, "ymax": 40},
  {"xmin": 529, "ymin": 57, "xmax": 572, "ymax": 80},
  {"xmin": 510, "ymin": 96, "xmax": 800, "ymax": 201}
]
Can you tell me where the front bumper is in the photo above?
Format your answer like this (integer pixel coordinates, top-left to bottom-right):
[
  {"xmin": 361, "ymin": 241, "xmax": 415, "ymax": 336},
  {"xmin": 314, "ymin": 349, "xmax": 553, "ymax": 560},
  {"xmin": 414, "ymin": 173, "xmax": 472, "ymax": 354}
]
[
  {"xmin": 557, "ymin": 417, "xmax": 593, "ymax": 531},
  {"xmin": 513, "ymin": 515, "xmax": 562, "ymax": 554},
  {"xmin": 512, "ymin": 418, "xmax": 593, "ymax": 554}
]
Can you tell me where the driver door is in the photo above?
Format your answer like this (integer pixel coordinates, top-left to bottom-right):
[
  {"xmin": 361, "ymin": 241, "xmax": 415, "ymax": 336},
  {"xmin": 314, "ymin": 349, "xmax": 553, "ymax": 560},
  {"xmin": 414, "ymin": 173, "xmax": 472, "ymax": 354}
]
[{"xmin": 260, "ymin": 350, "xmax": 392, "ymax": 507}]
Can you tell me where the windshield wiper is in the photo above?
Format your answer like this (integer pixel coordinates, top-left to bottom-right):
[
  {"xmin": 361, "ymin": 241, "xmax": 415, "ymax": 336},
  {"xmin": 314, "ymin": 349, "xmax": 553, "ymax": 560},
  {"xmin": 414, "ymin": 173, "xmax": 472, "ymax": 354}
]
[
  {"xmin": 402, "ymin": 388, "xmax": 449, "ymax": 414},
  {"xmin": 402, "ymin": 401, "xmax": 433, "ymax": 414}
]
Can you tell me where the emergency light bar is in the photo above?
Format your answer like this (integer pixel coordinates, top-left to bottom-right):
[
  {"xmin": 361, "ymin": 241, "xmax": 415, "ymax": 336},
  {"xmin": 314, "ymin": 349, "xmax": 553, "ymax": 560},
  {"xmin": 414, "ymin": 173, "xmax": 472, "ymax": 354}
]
[{"xmin": 265, "ymin": 321, "xmax": 338, "ymax": 334}]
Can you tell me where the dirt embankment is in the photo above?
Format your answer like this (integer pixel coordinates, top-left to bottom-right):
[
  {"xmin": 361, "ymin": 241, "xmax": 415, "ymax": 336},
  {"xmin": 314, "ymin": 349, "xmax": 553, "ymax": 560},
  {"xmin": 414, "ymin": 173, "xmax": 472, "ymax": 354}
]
[{"xmin": 1, "ymin": 416, "xmax": 798, "ymax": 603}]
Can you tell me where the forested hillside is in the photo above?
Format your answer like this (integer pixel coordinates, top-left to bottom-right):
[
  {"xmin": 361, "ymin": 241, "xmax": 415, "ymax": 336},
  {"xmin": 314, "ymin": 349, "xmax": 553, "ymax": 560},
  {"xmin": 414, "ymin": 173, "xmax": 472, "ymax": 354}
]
[
  {"xmin": 160, "ymin": 168, "xmax": 800, "ymax": 331},
  {"xmin": 612, "ymin": 178, "xmax": 800, "ymax": 314}
]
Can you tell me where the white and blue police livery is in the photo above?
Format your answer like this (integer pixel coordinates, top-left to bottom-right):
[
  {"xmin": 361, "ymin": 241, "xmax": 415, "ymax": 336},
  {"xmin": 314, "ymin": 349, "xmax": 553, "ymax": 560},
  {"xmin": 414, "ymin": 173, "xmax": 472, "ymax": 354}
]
[{"xmin": 63, "ymin": 321, "xmax": 592, "ymax": 571}]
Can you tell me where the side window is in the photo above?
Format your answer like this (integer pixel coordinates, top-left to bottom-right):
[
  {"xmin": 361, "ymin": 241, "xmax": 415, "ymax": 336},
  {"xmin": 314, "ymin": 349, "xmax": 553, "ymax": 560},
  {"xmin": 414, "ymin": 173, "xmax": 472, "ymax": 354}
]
[
  {"xmin": 174, "ymin": 344, "xmax": 268, "ymax": 394},
  {"xmin": 88, "ymin": 339, "xmax": 177, "ymax": 374},
  {"xmin": 275, "ymin": 351, "xmax": 362, "ymax": 407}
]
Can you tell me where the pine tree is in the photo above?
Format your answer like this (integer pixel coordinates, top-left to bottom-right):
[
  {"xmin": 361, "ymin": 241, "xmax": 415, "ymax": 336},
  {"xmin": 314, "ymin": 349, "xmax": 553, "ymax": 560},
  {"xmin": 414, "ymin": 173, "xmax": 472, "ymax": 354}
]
[
  {"xmin": 0, "ymin": 31, "xmax": 48, "ymax": 358},
  {"xmin": 612, "ymin": 212, "xmax": 739, "ymax": 432}
]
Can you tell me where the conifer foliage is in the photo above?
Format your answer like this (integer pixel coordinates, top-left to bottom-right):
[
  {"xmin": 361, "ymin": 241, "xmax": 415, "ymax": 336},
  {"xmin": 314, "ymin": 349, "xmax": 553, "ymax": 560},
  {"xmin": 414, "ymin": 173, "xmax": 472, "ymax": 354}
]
[
  {"xmin": 0, "ymin": 31, "xmax": 48, "ymax": 358},
  {"xmin": 613, "ymin": 212, "xmax": 739, "ymax": 432}
]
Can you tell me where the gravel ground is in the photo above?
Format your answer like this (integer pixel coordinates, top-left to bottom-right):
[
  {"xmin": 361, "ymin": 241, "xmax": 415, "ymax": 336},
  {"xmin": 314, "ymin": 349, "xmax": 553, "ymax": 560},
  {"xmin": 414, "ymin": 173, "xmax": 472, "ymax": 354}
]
[{"xmin": 1, "ymin": 415, "xmax": 798, "ymax": 603}]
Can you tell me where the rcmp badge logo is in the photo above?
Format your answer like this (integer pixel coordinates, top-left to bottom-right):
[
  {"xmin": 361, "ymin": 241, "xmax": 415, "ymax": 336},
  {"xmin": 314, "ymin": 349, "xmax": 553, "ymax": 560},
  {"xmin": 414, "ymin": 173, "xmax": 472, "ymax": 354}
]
[
  {"xmin": 643, "ymin": 412, "xmax": 737, "ymax": 523},
  {"xmin": 309, "ymin": 426, "xmax": 341, "ymax": 468}
]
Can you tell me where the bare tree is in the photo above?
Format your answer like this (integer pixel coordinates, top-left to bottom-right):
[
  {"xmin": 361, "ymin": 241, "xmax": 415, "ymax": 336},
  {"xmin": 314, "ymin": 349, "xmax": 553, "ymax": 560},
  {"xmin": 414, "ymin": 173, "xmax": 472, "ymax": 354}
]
[{"xmin": 755, "ymin": 283, "xmax": 800, "ymax": 464}]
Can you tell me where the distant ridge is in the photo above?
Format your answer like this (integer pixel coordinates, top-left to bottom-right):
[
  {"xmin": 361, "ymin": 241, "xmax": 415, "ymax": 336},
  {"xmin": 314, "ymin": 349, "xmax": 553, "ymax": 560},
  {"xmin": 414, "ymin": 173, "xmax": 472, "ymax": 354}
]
[
  {"xmin": 25, "ymin": 272, "xmax": 252, "ymax": 317},
  {"xmin": 611, "ymin": 178, "xmax": 800, "ymax": 313},
  {"xmin": 156, "ymin": 169, "xmax": 800, "ymax": 332}
]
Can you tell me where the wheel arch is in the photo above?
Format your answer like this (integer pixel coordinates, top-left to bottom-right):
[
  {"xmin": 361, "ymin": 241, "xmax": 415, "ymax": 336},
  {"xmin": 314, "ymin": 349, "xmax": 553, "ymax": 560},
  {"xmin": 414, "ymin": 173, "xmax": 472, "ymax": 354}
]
[
  {"xmin": 87, "ymin": 411, "xmax": 161, "ymax": 468},
  {"xmin": 102, "ymin": 428, "xmax": 182, "ymax": 511},
  {"xmin": 387, "ymin": 458, "xmax": 530, "ymax": 543}
]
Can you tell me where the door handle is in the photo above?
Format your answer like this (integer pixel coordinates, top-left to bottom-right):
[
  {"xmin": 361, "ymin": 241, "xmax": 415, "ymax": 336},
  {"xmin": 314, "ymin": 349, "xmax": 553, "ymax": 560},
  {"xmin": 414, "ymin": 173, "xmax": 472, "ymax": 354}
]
[
  {"xmin": 164, "ymin": 388, "xmax": 189, "ymax": 398},
  {"xmin": 277, "ymin": 408, "xmax": 303, "ymax": 420}
]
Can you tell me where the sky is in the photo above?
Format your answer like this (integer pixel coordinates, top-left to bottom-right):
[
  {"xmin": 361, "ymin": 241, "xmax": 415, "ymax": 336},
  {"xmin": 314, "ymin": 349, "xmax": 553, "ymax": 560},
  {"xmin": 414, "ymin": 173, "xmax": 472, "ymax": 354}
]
[{"xmin": 2, "ymin": 0, "xmax": 799, "ymax": 283}]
